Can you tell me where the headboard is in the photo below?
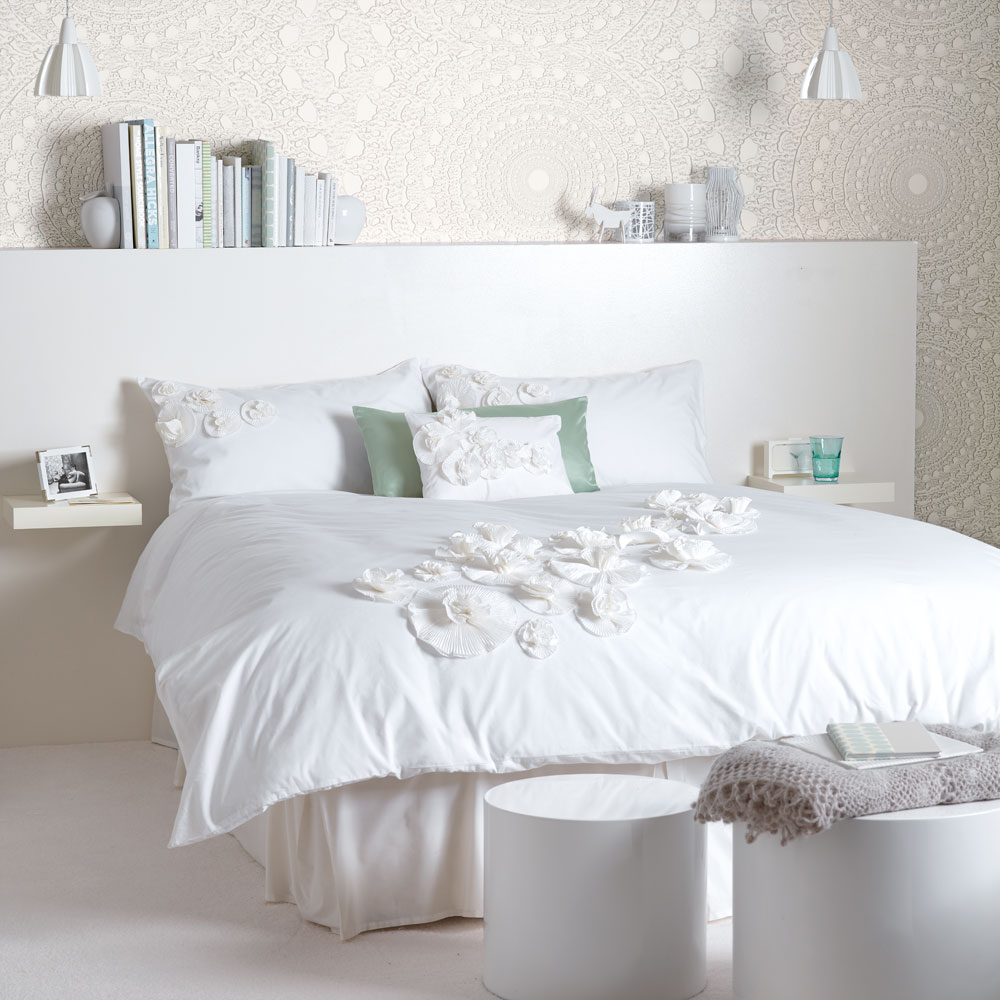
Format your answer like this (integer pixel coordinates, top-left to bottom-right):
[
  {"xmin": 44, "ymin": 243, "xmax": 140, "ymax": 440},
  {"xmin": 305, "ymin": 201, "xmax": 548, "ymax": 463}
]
[{"xmin": 0, "ymin": 241, "xmax": 917, "ymax": 745}]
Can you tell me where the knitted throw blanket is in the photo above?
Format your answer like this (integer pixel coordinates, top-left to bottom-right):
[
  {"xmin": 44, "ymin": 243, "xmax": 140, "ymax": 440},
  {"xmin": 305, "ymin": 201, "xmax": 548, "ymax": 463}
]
[{"xmin": 693, "ymin": 725, "xmax": 1000, "ymax": 844}]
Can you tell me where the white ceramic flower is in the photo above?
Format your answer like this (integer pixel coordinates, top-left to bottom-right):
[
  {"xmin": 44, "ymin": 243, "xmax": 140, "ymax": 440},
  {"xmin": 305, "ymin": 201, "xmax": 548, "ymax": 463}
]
[
  {"xmin": 474, "ymin": 522, "xmax": 520, "ymax": 551},
  {"xmin": 203, "ymin": 408, "xmax": 242, "ymax": 438},
  {"xmin": 183, "ymin": 387, "xmax": 220, "ymax": 412},
  {"xmin": 435, "ymin": 533, "xmax": 486, "ymax": 565},
  {"xmin": 549, "ymin": 527, "xmax": 617, "ymax": 553},
  {"xmin": 521, "ymin": 443, "xmax": 553, "ymax": 475},
  {"xmin": 240, "ymin": 399, "xmax": 277, "ymax": 427},
  {"xmin": 518, "ymin": 382, "xmax": 552, "ymax": 404},
  {"xmin": 576, "ymin": 585, "xmax": 637, "ymax": 637},
  {"xmin": 517, "ymin": 619, "xmax": 559, "ymax": 659},
  {"xmin": 413, "ymin": 560, "xmax": 462, "ymax": 582},
  {"xmin": 442, "ymin": 449, "xmax": 484, "ymax": 486},
  {"xmin": 483, "ymin": 385, "xmax": 515, "ymax": 406},
  {"xmin": 154, "ymin": 402, "xmax": 195, "ymax": 447},
  {"xmin": 152, "ymin": 380, "xmax": 181, "ymax": 402},
  {"xmin": 408, "ymin": 585, "xmax": 518, "ymax": 658},
  {"xmin": 463, "ymin": 546, "xmax": 541, "ymax": 586},
  {"xmin": 616, "ymin": 514, "xmax": 679, "ymax": 548},
  {"xmin": 353, "ymin": 568, "xmax": 415, "ymax": 604},
  {"xmin": 516, "ymin": 575, "xmax": 574, "ymax": 616},
  {"xmin": 645, "ymin": 488, "xmax": 684, "ymax": 510},
  {"xmin": 550, "ymin": 547, "xmax": 647, "ymax": 589},
  {"xmin": 649, "ymin": 537, "xmax": 733, "ymax": 571}
]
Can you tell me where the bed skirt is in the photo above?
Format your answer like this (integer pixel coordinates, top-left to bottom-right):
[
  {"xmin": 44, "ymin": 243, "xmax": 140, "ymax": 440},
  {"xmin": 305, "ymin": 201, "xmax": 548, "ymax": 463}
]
[{"xmin": 228, "ymin": 756, "xmax": 731, "ymax": 940}]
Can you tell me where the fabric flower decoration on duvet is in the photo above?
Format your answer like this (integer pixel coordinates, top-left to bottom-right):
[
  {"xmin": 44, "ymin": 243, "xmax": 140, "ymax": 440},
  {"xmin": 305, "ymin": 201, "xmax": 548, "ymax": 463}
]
[
  {"xmin": 517, "ymin": 619, "xmax": 559, "ymax": 659},
  {"xmin": 549, "ymin": 547, "xmax": 647, "ymax": 589},
  {"xmin": 408, "ymin": 585, "xmax": 518, "ymax": 658},
  {"xmin": 353, "ymin": 568, "xmax": 415, "ymax": 604},
  {"xmin": 463, "ymin": 547, "xmax": 542, "ymax": 586},
  {"xmin": 649, "ymin": 537, "xmax": 733, "ymax": 572},
  {"xmin": 413, "ymin": 560, "xmax": 461, "ymax": 582},
  {"xmin": 576, "ymin": 586, "xmax": 637, "ymax": 637},
  {"xmin": 516, "ymin": 576, "xmax": 575, "ymax": 616}
]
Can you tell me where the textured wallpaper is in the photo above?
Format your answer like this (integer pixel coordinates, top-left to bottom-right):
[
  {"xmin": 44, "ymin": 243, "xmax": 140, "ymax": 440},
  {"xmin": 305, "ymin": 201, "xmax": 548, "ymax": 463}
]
[{"xmin": 1, "ymin": 0, "xmax": 998, "ymax": 542}]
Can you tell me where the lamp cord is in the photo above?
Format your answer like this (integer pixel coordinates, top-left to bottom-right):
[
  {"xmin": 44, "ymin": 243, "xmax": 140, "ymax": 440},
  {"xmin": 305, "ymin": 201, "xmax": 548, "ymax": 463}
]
[
  {"xmin": 66, "ymin": 0, "xmax": 70, "ymax": 19},
  {"xmin": 828, "ymin": 0, "xmax": 833, "ymax": 27}
]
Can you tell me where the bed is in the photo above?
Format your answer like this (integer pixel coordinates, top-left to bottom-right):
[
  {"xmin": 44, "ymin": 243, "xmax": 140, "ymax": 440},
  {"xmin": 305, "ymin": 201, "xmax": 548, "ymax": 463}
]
[{"xmin": 117, "ymin": 482, "xmax": 1000, "ymax": 937}]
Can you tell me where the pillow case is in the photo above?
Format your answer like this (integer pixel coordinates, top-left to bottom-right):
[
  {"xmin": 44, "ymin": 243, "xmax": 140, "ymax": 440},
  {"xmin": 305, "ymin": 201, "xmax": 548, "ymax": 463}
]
[
  {"xmin": 354, "ymin": 396, "xmax": 598, "ymax": 498},
  {"xmin": 140, "ymin": 359, "xmax": 431, "ymax": 512},
  {"xmin": 422, "ymin": 360, "xmax": 711, "ymax": 487},
  {"xmin": 404, "ymin": 410, "xmax": 573, "ymax": 501}
]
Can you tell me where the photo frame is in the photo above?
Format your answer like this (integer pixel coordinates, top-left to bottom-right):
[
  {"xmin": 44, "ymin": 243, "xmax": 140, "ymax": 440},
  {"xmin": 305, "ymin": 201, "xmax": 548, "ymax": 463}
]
[
  {"xmin": 766, "ymin": 438, "xmax": 813, "ymax": 477},
  {"xmin": 37, "ymin": 445, "xmax": 98, "ymax": 501}
]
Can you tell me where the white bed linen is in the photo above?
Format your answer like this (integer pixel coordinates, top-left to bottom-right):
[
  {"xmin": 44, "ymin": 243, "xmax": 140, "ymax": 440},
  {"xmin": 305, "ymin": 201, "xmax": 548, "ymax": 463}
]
[{"xmin": 116, "ymin": 486, "xmax": 1000, "ymax": 851}]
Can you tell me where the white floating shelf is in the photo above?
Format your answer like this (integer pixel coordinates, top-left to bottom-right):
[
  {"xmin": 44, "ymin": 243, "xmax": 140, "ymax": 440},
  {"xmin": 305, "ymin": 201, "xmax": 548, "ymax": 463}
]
[
  {"xmin": 746, "ymin": 476, "xmax": 895, "ymax": 506},
  {"xmin": 3, "ymin": 493, "xmax": 142, "ymax": 530}
]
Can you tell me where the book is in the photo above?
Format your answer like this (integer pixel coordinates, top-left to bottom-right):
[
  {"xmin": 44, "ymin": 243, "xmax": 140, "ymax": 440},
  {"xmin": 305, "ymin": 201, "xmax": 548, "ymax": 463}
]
[
  {"xmin": 173, "ymin": 141, "xmax": 198, "ymax": 249},
  {"xmin": 127, "ymin": 124, "xmax": 147, "ymax": 249},
  {"xmin": 285, "ymin": 157, "xmax": 296, "ymax": 246},
  {"xmin": 326, "ymin": 177, "xmax": 339, "ymax": 246},
  {"xmin": 241, "ymin": 166, "xmax": 252, "ymax": 247},
  {"xmin": 314, "ymin": 177, "xmax": 325, "ymax": 247},
  {"xmin": 222, "ymin": 162, "xmax": 235, "ymax": 248},
  {"xmin": 293, "ymin": 164, "xmax": 306, "ymax": 246},
  {"xmin": 165, "ymin": 138, "xmax": 178, "ymax": 249},
  {"xmin": 250, "ymin": 139, "xmax": 277, "ymax": 247},
  {"xmin": 128, "ymin": 119, "xmax": 159, "ymax": 248},
  {"xmin": 302, "ymin": 173, "xmax": 317, "ymax": 247},
  {"xmin": 319, "ymin": 171, "xmax": 336, "ymax": 246},
  {"xmin": 191, "ymin": 141, "xmax": 204, "ymax": 247},
  {"xmin": 782, "ymin": 731, "xmax": 981, "ymax": 771},
  {"xmin": 222, "ymin": 157, "xmax": 242, "ymax": 249},
  {"xmin": 195, "ymin": 140, "xmax": 212, "ymax": 248},
  {"xmin": 100, "ymin": 123, "xmax": 134, "ymax": 249},
  {"xmin": 209, "ymin": 156, "xmax": 219, "ymax": 248},
  {"xmin": 276, "ymin": 154, "xmax": 287, "ymax": 247},
  {"xmin": 154, "ymin": 127, "xmax": 168, "ymax": 250},
  {"xmin": 249, "ymin": 165, "xmax": 263, "ymax": 247},
  {"xmin": 826, "ymin": 721, "xmax": 942, "ymax": 761}
]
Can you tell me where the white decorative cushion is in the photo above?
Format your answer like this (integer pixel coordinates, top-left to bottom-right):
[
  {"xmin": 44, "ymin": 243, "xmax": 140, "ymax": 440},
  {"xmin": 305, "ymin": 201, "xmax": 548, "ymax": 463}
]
[
  {"xmin": 140, "ymin": 359, "xmax": 431, "ymax": 512},
  {"xmin": 422, "ymin": 360, "xmax": 711, "ymax": 486},
  {"xmin": 404, "ymin": 409, "xmax": 573, "ymax": 501}
]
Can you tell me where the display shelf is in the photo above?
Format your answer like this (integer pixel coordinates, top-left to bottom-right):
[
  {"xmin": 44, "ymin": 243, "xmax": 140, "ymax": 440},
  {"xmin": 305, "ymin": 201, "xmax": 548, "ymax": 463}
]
[
  {"xmin": 746, "ymin": 476, "xmax": 895, "ymax": 506},
  {"xmin": 3, "ymin": 493, "xmax": 142, "ymax": 529}
]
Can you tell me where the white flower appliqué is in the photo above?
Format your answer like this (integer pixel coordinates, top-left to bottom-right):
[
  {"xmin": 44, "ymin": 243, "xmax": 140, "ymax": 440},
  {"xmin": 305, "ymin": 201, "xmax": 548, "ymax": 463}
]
[
  {"xmin": 203, "ymin": 409, "xmax": 242, "ymax": 438},
  {"xmin": 516, "ymin": 575, "xmax": 574, "ymax": 616},
  {"xmin": 649, "ymin": 537, "xmax": 733, "ymax": 572},
  {"xmin": 353, "ymin": 568, "xmax": 414, "ymax": 604},
  {"xmin": 152, "ymin": 380, "xmax": 181, "ymax": 402},
  {"xmin": 408, "ymin": 585, "xmax": 518, "ymax": 658},
  {"xmin": 517, "ymin": 619, "xmax": 559, "ymax": 659},
  {"xmin": 413, "ymin": 560, "xmax": 462, "ymax": 582},
  {"xmin": 517, "ymin": 382, "xmax": 552, "ymax": 404},
  {"xmin": 550, "ymin": 547, "xmax": 647, "ymax": 589},
  {"xmin": 463, "ymin": 546, "xmax": 542, "ymax": 586},
  {"xmin": 549, "ymin": 527, "xmax": 617, "ymax": 553},
  {"xmin": 435, "ymin": 532, "xmax": 486, "ymax": 563},
  {"xmin": 240, "ymin": 399, "xmax": 278, "ymax": 427},
  {"xmin": 645, "ymin": 489, "xmax": 684, "ymax": 510},
  {"xmin": 616, "ymin": 514, "xmax": 679, "ymax": 548},
  {"xmin": 183, "ymin": 388, "xmax": 220, "ymax": 412},
  {"xmin": 155, "ymin": 402, "xmax": 195, "ymax": 447},
  {"xmin": 576, "ymin": 586, "xmax": 637, "ymax": 637}
]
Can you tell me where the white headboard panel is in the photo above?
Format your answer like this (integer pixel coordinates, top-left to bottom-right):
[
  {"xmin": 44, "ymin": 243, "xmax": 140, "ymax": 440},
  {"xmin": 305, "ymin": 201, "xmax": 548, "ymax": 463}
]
[{"xmin": 0, "ymin": 242, "xmax": 916, "ymax": 745}]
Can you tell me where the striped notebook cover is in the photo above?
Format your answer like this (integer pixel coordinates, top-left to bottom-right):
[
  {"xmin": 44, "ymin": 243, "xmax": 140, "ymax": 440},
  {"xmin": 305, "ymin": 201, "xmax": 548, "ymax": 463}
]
[{"xmin": 826, "ymin": 721, "xmax": 941, "ymax": 761}]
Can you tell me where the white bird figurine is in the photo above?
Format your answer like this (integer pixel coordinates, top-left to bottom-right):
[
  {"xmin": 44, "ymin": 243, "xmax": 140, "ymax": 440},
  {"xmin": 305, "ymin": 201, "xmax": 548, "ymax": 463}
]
[{"xmin": 584, "ymin": 187, "xmax": 633, "ymax": 243}]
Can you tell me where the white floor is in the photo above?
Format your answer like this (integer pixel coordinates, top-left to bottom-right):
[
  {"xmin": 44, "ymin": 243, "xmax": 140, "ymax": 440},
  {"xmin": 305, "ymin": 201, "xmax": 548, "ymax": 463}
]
[{"xmin": 0, "ymin": 742, "xmax": 735, "ymax": 999}]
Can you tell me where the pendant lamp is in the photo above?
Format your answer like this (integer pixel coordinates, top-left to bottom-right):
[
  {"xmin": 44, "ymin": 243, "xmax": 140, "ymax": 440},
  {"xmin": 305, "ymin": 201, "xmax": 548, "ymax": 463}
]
[
  {"xmin": 34, "ymin": 1, "xmax": 102, "ymax": 97},
  {"xmin": 800, "ymin": 0, "xmax": 861, "ymax": 101}
]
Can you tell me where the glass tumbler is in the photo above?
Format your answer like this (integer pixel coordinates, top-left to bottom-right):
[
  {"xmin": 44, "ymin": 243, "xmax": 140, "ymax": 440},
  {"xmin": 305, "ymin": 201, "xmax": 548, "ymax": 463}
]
[{"xmin": 810, "ymin": 436, "xmax": 844, "ymax": 482}]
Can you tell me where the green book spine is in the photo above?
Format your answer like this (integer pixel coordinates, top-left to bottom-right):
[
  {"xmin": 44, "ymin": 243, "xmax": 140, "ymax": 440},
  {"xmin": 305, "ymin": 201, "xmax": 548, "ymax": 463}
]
[
  {"xmin": 253, "ymin": 139, "xmax": 277, "ymax": 248},
  {"xmin": 200, "ymin": 140, "xmax": 212, "ymax": 248}
]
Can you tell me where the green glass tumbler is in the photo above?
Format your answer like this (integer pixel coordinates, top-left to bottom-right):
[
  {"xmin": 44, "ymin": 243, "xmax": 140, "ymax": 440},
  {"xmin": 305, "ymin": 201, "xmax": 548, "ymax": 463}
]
[{"xmin": 810, "ymin": 436, "xmax": 843, "ymax": 482}]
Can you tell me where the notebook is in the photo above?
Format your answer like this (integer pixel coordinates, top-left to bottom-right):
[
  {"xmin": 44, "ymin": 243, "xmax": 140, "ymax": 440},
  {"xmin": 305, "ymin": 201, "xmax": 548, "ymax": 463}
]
[
  {"xmin": 827, "ymin": 721, "xmax": 941, "ymax": 760},
  {"xmin": 782, "ymin": 730, "xmax": 982, "ymax": 770}
]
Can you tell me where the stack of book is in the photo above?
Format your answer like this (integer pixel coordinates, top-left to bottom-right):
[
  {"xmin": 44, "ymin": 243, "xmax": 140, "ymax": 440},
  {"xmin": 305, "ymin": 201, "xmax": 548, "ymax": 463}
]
[{"xmin": 100, "ymin": 120, "xmax": 340, "ymax": 249}]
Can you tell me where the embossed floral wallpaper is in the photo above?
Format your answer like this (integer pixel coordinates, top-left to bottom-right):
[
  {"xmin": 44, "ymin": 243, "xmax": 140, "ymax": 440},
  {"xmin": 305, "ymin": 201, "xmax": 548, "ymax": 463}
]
[{"xmin": 1, "ymin": 0, "xmax": 998, "ymax": 542}]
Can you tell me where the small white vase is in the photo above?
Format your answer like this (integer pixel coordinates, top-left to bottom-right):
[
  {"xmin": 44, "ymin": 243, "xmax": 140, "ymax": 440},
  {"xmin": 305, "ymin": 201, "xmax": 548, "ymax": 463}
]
[
  {"xmin": 704, "ymin": 167, "xmax": 744, "ymax": 243},
  {"xmin": 80, "ymin": 191, "xmax": 120, "ymax": 249},
  {"xmin": 333, "ymin": 195, "xmax": 366, "ymax": 245}
]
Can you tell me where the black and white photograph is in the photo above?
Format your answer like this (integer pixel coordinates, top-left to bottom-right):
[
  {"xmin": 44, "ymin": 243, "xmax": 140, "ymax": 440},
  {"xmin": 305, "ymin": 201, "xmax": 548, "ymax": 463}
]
[{"xmin": 36, "ymin": 445, "xmax": 97, "ymax": 501}]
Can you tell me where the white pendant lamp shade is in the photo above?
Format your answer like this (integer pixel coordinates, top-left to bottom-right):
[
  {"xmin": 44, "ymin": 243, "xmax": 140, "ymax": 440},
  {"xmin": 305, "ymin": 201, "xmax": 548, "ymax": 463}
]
[
  {"xmin": 34, "ymin": 14, "xmax": 102, "ymax": 97},
  {"xmin": 800, "ymin": 0, "xmax": 861, "ymax": 101}
]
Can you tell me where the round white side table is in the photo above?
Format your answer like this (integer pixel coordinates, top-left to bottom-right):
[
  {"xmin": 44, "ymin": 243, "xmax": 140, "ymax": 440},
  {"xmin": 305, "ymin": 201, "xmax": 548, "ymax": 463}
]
[
  {"xmin": 483, "ymin": 774, "xmax": 706, "ymax": 1000},
  {"xmin": 733, "ymin": 799, "xmax": 1000, "ymax": 1000}
]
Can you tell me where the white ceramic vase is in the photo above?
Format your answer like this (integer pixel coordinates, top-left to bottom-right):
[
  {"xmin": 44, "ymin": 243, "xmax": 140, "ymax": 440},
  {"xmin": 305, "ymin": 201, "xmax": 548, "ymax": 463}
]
[
  {"xmin": 704, "ymin": 167, "xmax": 744, "ymax": 243},
  {"xmin": 663, "ymin": 183, "xmax": 707, "ymax": 242},
  {"xmin": 79, "ymin": 191, "xmax": 120, "ymax": 249},
  {"xmin": 333, "ymin": 195, "xmax": 366, "ymax": 245}
]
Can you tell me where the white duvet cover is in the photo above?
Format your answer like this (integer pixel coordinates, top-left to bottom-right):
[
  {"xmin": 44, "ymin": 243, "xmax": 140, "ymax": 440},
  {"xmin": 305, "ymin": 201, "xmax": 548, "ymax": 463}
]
[{"xmin": 116, "ymin": 486, "xmax": 1000, "ymax": 848}]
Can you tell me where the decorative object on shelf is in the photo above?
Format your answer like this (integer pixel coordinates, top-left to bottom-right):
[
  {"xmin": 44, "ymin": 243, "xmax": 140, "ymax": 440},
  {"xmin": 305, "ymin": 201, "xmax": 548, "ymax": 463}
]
[
  {"xmin": 79, "ymin": 190, "xmax": 120, "ymax": 249},
  {"xmin": 36, "ymin": 445, "xmax": 98, "ymax": 501},
  {"xmin": 704, "ymin": 167, "xmax": 744, "ymax": 243},
  {"xmin": 34, "ymin": 1, "xmax": 102, "ymax": 97},
  {"xmin": 614, "ymin": 201, "xmax": 656, "ymax": 243},
  {"xmin": 801, "ymin": 0, "xmax": 862, "ymax": 101},
  {"xmin": 766, "ymin": 438, "xmax": 813, "ymax": 477},
  {"xmin": 810, "ymin": 435, "xmax": 844, "ymax": 482},
  {"xmin": 663, "ymin": 183, "xmax": 706, "ymax": 242},
  {"xmin": 584, "ymin": 187, "xmax": 634, "ymax": 243},
  {"xmin": 332, "ymin": 195, "xmax": 366, "ymax": 245}
]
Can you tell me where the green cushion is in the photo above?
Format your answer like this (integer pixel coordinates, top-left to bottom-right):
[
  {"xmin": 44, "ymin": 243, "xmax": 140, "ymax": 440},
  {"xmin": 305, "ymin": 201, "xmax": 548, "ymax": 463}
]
[{"xmin": 354, "ymin": 397, "xmax": 599, "ymax": 498}]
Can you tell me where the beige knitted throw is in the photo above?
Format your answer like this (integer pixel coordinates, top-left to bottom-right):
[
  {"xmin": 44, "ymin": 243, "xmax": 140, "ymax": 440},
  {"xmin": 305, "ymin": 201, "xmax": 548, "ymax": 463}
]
[{"xmin": 693, "ymin": 725, "xmax": 1000, "ymax": 844}]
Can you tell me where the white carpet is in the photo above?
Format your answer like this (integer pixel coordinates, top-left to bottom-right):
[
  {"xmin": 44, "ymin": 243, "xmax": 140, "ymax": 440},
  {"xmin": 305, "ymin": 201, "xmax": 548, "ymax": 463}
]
[{"xmin": 0, "ymin": 742, "xmax": 735, "ymax": 999}]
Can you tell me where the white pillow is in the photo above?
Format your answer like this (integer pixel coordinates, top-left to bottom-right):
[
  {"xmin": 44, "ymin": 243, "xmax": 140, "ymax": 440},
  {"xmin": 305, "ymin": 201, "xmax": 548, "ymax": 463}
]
[
  {"xmin": 404, "ymin": 409, "xmax": 573, "ymax": 501},
  {"xmin": 140, "ymin": 359, "xmax": 431, "ymax": 512},
  {"xmin": 422, "ymin": 360, "xmax": 711, "ymax": 486}
]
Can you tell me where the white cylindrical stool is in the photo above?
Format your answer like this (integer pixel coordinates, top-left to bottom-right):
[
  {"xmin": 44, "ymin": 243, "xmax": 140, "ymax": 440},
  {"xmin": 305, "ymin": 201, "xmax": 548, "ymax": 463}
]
[
  {"xmin": 483, "ymin": 774, "xmax": 706, "ymax": 1000},
  {"xmin": 733, "ymin": 800, "xmax": 1000, "ymax": 1000}
]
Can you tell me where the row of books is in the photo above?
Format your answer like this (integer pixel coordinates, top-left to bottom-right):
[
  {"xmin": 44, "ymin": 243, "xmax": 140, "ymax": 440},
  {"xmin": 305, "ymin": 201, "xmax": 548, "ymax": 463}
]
[{"xmin": 100, "ymin": 120, "xmax": 340, "ymax": 249}]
